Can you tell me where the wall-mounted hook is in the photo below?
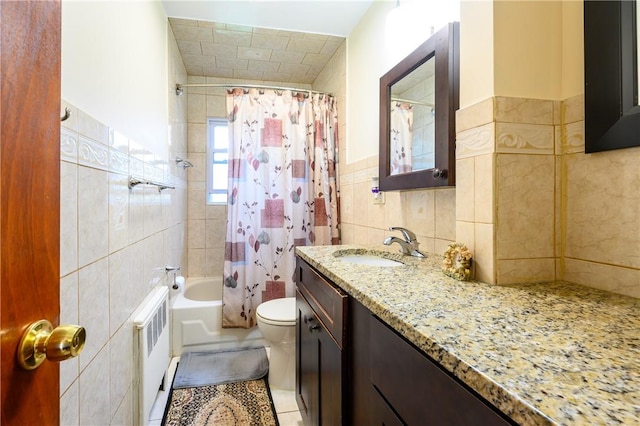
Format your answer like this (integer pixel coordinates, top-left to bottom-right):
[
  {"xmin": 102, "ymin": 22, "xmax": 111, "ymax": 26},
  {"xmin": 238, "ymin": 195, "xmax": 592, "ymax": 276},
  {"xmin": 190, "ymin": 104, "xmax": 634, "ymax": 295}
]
[{"xmin": 60, "ymin": 107, "xmax": 71, "ymax": 122}]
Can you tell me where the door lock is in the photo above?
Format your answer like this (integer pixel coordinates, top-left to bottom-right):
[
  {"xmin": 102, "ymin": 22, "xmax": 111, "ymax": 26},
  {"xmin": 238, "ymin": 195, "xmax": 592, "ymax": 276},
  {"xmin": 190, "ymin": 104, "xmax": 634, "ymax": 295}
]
[{"xmin": 17, "ymin": 319, "xmax": 86, "ymax": 370}]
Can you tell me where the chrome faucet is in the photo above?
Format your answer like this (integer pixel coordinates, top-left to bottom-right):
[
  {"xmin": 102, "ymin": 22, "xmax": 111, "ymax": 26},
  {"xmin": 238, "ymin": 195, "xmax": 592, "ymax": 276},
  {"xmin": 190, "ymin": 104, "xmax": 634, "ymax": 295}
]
[{"xmin": 383, "ymin": 227, "xmax": 426, "ymax": 258}]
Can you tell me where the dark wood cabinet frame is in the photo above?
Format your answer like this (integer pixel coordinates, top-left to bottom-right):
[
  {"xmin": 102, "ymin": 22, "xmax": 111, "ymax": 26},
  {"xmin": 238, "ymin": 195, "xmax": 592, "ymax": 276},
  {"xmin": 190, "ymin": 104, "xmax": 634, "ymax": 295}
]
[
  {"xmin": 379, "ymin": 22, "xmax": 459, "ymax": 190},
  {"xmin": 584, "ymin": 0, "xmax": 640, "ymax": 152}
]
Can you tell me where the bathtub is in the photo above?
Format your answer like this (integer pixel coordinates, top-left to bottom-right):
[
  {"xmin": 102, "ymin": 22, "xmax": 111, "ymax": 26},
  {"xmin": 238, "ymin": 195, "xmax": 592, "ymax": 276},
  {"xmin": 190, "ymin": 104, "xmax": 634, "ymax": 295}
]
[{"xmin": 170, "ymin": 276, "xmax": 265, "ymax": 356}]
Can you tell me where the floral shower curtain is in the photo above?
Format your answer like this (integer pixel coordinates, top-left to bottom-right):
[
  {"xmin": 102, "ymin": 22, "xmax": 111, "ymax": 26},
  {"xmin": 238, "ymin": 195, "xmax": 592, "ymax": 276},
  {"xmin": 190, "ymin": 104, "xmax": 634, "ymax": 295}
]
[
  {"xmin": 223, "ymin": 88, "xmax": 340, "ymax": 328},
  {"xmin": 390, "ymin": 101, "xmax": 414, "ymax": 175}
]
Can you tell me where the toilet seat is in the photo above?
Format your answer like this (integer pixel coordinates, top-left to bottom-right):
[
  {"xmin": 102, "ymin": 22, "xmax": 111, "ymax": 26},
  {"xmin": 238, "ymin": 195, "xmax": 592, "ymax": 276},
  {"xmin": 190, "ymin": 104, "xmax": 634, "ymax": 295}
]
[{"xmin": 256, "ymin": 297, "xmax": 296, "ymax": 326}]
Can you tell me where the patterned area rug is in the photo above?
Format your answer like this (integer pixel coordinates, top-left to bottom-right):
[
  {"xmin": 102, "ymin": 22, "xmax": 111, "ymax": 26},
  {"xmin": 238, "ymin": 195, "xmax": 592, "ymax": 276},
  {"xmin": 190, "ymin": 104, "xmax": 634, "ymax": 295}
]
[{"xmin": 162, "ymin": 377, "xmax": 279, "ymax": 426}]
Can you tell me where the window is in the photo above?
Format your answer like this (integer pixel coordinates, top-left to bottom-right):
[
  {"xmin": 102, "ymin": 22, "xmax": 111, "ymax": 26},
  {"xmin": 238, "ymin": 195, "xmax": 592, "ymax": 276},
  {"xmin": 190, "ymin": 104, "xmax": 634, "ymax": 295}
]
[{"xmin": 206, "ymin": 118, "xmax": 228, "ymax": 204}]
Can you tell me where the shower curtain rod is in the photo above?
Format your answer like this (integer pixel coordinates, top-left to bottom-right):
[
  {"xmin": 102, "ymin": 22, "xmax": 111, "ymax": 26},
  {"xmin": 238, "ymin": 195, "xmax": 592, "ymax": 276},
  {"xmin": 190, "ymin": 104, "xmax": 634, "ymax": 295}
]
[
  {"xmin": 391, "ymin": 97, "xmax": 434, "ymax": 108},
  {"xmin": 175, "ymin": 83, "xmax": 331, "ymax": 97}
]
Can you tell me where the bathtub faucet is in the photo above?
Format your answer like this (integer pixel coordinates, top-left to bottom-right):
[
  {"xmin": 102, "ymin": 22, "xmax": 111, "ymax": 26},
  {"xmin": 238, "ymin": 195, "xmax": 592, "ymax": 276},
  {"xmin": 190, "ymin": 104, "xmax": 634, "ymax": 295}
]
[{"xmin": 165, "ymin": 265, "xmax": 181, "ymax": 289}]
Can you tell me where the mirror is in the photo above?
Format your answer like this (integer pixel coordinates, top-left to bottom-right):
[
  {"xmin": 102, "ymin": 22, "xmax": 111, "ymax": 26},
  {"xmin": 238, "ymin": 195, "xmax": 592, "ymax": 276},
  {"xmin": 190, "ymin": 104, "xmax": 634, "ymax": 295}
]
[
  {"xmin": 379, "ymin": 22, "xmax": 459, "ymax": 191},
  {"xmin": 584, "ymin": 0, "xmax": 640, "ymax": 152}
]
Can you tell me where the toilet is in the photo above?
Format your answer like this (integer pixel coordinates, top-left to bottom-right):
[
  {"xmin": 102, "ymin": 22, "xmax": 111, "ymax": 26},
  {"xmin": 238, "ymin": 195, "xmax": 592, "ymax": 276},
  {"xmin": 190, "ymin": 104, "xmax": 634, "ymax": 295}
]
[{"xmin": 256, "ymin": 297, "xmax": 296, "ymax": 390}]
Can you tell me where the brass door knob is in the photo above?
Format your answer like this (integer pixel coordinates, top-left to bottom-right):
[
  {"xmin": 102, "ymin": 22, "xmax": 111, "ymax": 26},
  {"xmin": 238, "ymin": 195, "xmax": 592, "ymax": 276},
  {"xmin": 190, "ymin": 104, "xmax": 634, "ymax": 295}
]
[{"xmin": 17, "ymin": 319, "xmax": 86, "ymax": 370}]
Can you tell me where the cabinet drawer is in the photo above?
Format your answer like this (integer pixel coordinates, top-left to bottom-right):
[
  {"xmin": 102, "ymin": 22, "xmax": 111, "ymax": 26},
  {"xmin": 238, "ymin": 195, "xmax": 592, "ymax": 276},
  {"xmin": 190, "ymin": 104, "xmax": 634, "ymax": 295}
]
[
  {"xmin": 296, "ymin": 258, "xmax": 347, "ymax": 348},
  {"xmin": 370, "ymin": 316, "xmax": 512, "ymax": 425}
]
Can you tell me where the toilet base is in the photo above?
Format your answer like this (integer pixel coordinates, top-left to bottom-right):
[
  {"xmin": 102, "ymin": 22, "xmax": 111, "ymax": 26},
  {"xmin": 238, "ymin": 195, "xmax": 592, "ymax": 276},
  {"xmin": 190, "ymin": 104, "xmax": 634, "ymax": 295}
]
[{"xmin": 267, "ymin": 341, "xmax": 294, "ymax": 390}]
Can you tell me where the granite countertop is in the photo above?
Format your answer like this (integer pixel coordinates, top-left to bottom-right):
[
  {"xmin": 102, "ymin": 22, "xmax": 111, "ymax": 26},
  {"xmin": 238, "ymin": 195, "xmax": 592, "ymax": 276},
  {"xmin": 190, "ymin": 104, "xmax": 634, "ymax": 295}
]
[{"xmin": 295, "ymin": 244, "xmax": 640, "ymax": 426}]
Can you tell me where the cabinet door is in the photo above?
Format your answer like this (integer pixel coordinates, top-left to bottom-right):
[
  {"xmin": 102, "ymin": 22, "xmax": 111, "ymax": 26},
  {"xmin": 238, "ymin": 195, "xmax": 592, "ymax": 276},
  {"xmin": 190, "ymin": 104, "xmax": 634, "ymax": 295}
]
[
  {"xmin": 371, "ymin": 317, "xmax": 513, "ymax": 425},
  {"xmin": 296, "ymin": 289, "xmax": 344, "ymax": 426},
  {"xmin": 297, "ymin": 289, "xmax": 319, "ymax": 426}
]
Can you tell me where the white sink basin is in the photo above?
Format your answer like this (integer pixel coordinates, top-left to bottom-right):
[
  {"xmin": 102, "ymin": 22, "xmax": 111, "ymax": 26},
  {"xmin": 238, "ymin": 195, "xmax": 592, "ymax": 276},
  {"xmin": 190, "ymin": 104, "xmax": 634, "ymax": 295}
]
[{"xmin": 338, "ymin": 254, "xmax": 403, "ymax": 267}]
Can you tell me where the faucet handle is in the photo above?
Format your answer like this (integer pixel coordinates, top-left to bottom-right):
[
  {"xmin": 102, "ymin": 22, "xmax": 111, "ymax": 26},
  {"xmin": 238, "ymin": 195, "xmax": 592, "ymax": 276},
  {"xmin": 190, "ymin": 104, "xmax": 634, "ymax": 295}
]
[{"xmin": 389, "ymin": 227, "xmax": 416, "ymax": 242}]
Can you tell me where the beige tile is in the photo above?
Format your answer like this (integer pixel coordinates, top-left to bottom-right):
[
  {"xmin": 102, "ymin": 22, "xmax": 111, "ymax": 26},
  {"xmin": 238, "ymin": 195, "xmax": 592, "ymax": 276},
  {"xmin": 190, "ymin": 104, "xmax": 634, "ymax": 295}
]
[
  {"xmin": 367, "ymin": 198, "xmax": 385, "ymax": 230},
  {"xmin": 494, "ymin": 97, "xmax": 554, "ymax": 125},
  {"xmin": 206, "ymin": 247, "xmax": 225, "ymax": 277},
  {"xmin": 206, "ymin": 218, "xmax": 227, "ymax": 250},
  {"xmin": 189, "ymin": 219, "xmax": 206, "ymax": 249},
  {"xmin": 188, "ymin": 93, "xmax": 207, "ymax": 124},
  {"xmin": 496, "ymin": 258, "xmax": 556, "ymax": 284},
  {"xmin": 189, "ymin": 248, "xmax": 206, "ymax": 277},
  {"xmin": 78, "ymin": 166, "xmax": 109, "ymax": 268},
  {"xmin": 475, "ymin": 223, "xmax": 495, "ymax": 284},
  {"xmin": 563, "ymin": 258, "xmax": 640, "ymax": 299},
  {"xmin": 366, "ymin": 227, "xmax": 386, "ymax": 246},
  {"xmin": 206, "ymin": 94, "xmax": 226, "ymax": 117},
  {"xmin": 61, "ymin": 162, "xmax": 78, "ymax": 276},
  {"xmin": 339, "ymin": 183, "xmax": 354, "ymax": 224},
  {"xmin": 206, "ymin": 204, "xmax": 227, "ymax": 220},
  {"xmin": 352, "ymin": 181, "xmax": 369, "ymax": 227},
  {"xmin": 271, "ymin": 388, "xmax": 298, "ymax": 413},
  {"xmin": 129, "ymin": 240, "xmax": 147, "ymax": 308},
  {"xmin": 188, "ymin": 188, "xmax": 206, "ymax": 220},
  {"xmin": 77, "ymin": 109, "xmax": 108, "ymax": 144},
  {"xmin": 564, "ymin": 148, "xmax": 640, "ymax": 269},
  {"xmin": 402, "ymin": 190, "xmax": 435, "ymax": 238},
  {"xmin": 456, "ymin": 97, "xmax": 493, "ymax": 132},
  {"xmin": 496, "ymin": 154, "xmax": 555, "ymax": 260},
  {"xmin": 109, "ymin": 247, "xmax": 131, "ymax": 336},
  {"xmin": 435, "ymin": 188, "xmax": 455, "ymax": 241},
  {"xmin": 383, "ymin": 191, "xmax": 403, "ymax": 229},
  {"xmin": 277, "ymin": 410, "xmax": 304, "ymax": 426},
  {"xmin": 143, "ymin": 233, "xmax": 165, "ymax": 288},
  {"xmin": 79, "ymin": 347, "xmax": 110, "ymax": 425},
  {"xmin": 187, "ymin": 152, "xmax": 207, "ymax": 183},
  {"xmin": 143, "ymin": 188, "xmax": 163, "ymax": 238},
  {"xmin": 60, "ymin": 381, "xmax": 79, "ymax": 426},
  {"xmin": 455, "ymin": 157, "xmax": 474, "ymax": 222},
  {"xmin": 456, "ymin": 221, "xmax": 475, "ymax": 253},
  {"xmin": 111, "ymin": 388, "xmax": 133, "ymax": 426},
  {"xmin": 188, "ymin": 123, "xmax": 207, "ymax": 153},
  {"xmin": 60, "ymin": 272, "xmax": 79, "ymax": 395},
  {"xmin": 109, "ymin": 324, "xmax": 133, "ymax": 420},
  {"xmin": 128, "ymin": 184, "xmax": 145, "ymax": 244},
  {"xmin": 562, "ymin": 94, "xmax": 584, "ymax": 124},
  {"xmin": 474, "ymin": 154, "xmax": 494, "ymax": 224},
  {"xmin": 109, "ymin": 173, "xmax": 130, "ymax": 254},
  {"xmin": 78, "ymin": 257, "xmax": 110, "ymax": 371}
]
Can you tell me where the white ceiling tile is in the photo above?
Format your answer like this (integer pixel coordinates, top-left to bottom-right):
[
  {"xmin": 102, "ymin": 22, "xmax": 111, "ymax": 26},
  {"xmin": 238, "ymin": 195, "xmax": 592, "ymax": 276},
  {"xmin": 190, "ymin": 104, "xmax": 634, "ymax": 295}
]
[
  {"xmin": 215, "ymin": 57, "xmax": 249, "ymax": 70},
  {"xmin": 237, "ymin": 46, "xmax": 272, "ymax": 61},
  {"xmin": 172, "ymin": 25, "xmax": 214, "ymax": 42},
  {"xmin": 177, "ymin": 40, "xmax": 202, "ymax": 55},
  {"xmin": 286, "ymin": 38, "xmax": 325, "ymax": 54},
  {"xmin": 201, "ymin": 43, "xmax": 237, "ymax": 58},
  {"xmin": 248, "ymin": 60, "xmax": 280, "ymax": 73},
  {"xmin": 251, "ymin": 33, "xmax": 290, "ymax": 51},
  {"xmin": 278, "ymin": 62, "xmax": 311, "ymax": 75},
  {"xmin": 270, "ymin": 50, "xmax": 305, "ymax": 64},
  {"xmin": 214, "ymin": 29, "xmax": 252, "ymax": 47}
]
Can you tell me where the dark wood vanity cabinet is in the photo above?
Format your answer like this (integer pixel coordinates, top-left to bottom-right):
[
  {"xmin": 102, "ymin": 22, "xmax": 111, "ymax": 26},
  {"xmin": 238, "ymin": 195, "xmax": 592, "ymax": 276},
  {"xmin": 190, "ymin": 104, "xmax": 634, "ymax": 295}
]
[
  {"xmin": 295, "ymin": 258, "xmax": 347, "ymax": 426},
  {"xmin": 296, "ymin": 257, "xmax": 514, "ymax": 425}
]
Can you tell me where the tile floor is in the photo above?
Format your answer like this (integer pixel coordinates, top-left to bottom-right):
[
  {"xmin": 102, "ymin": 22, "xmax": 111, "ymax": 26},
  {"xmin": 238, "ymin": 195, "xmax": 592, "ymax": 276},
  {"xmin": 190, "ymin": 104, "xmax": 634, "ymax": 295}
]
[{"xmin": 149, "ymin": 354, "xmax": 303, "ymax": 426}]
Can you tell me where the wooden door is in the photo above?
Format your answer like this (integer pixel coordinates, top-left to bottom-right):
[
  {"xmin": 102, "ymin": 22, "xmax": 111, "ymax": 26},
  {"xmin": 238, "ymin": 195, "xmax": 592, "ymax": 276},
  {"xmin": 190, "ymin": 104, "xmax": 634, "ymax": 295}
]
[{"xmin": 1, "ymin": 1, "xmax": 61, "ymax": 424}]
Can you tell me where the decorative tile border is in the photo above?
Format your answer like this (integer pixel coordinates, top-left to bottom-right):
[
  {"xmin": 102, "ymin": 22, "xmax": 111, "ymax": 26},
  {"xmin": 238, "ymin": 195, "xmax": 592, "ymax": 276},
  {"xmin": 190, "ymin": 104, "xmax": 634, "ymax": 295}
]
[
  {"xmin": 562, "ymin": 120, "xmax": 585, "ymax": 154},
  {"xmin": 78, "ymin": 135, "xmax": 109, "ymax": 171},
  {"xmin": 456, "ymin": 122, "xmax": 495, "ymax": 159},
  {"xmin": 61, "ymin": 127, "xmax": 78, "ymax": 163},
  {"xmin": 496, "ymin": 122, "xmax": 554, "ymax": 154}
]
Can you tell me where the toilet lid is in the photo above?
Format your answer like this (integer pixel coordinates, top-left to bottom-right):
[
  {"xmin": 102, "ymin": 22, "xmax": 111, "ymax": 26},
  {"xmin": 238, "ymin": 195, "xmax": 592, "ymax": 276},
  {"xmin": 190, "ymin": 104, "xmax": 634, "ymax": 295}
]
[{"xmin": 256, "ymin": 297, "xmax": 296, "ymax": 325}]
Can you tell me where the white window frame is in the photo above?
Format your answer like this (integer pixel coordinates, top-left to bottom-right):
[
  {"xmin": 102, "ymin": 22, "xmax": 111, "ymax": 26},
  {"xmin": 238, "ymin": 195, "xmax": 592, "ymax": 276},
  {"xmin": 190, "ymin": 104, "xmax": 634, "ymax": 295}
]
[{"xmin": 206, "ymin": 118, "xmax": 229, "ymax": 205}]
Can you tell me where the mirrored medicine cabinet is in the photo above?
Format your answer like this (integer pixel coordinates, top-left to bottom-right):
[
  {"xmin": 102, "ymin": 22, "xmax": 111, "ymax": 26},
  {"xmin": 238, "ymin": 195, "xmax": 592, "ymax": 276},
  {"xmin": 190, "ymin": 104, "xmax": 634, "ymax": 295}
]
[
  {"xmin": 379, "ymin": 22, "xmax": 459, "ymax": 191},
  {"xmin": 584, "ymin": 0, "xmax": 640, "ymax": 152}
]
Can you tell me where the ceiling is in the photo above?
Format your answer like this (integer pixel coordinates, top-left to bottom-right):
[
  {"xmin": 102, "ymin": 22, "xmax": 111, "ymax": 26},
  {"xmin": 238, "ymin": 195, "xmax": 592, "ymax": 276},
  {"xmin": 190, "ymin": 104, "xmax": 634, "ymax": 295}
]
[{"xmin": 163, "ymin": 0, "xmax": 374, "ymax": 84}]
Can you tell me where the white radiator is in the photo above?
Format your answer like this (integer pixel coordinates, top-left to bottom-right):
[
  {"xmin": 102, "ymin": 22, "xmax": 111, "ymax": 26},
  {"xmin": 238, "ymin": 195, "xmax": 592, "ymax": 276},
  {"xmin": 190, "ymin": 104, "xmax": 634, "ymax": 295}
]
[{"xmin": 133, "ymin": 286, "xmax": 170, "ymax": 426}]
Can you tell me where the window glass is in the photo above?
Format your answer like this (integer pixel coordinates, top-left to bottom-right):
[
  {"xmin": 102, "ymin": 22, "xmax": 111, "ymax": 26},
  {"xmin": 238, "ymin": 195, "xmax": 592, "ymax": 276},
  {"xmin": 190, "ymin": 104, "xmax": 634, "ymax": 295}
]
[{"xmin": 207, "ymin": 118, "xmax": 228, "ymax": 204}]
